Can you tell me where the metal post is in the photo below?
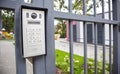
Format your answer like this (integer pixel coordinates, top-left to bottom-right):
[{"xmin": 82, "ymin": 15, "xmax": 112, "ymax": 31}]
[
  {"xmin": 69, "ymin": 20, "xmax": 74, "ymax": 74},
  {"xmin": 0, "ymin": 9, "xmax": 2, "ymax": 30},
  {"xmin": 101, "ymin": 0, "xmax": 106, "ymax": 74},
  {"xmin": 44, "ymin": 0, "xmax": 56, "ymax": 74},
  {"xmin": 68, "ymin": 0, "xmax": 74, "ymax": 74},
  {"xmin": 113, "ymin": 25, "xmax": 120, "ymax": 74},
  {"xmin": 93, "ymin": 0, "xmax": 98, "ymax": 74},
  {"xmin": 102, "ymin": 24, "xmax": 105, "ymax": 74},
  {"xmin": 15, "ymin": 6, "xmax": 27, "ymax": 74},
  {"xmin": 83, "ymin": 21, "xmax": 87, "ymax": 74},
  {"xmin": 94, "ymin": 23, "xmax": 98, "ymax": 74},
  {"xmin": 112, "ymin": 0, "xmax": 120, "ymax": 74},
  {"xmin": 33, "ymin": 57, "xmax": 46, "ymax": 74},
  {"xmin": 108, "ymin": 0, "xmax": 112, "ymax": 74},
  {"xmin": 30, "ymin": 1, "xmax": 46, "ymax": 74},
  {"xmin": 82, "ymin": 0, "xmax": 88, "ymax": 74},
  {"xmin": 109, "ymin": 24, "xmax": 112, "ymax": 74}
]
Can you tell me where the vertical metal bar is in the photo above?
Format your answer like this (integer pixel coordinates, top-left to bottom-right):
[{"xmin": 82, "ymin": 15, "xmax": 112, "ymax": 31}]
[
  {"xmin": 108, "ymin": 0, "xmax": 111, "ymax": 20},
  {"xmin": 68, "ymin": 0, "xmax": 74, "ymax": 74},
  {"xmin": 82, "ymin": 0, "xmax": 88, "ymax": 74},
  {"xmin": 109, "ymin": 24, "xmax": 112, "ymax": 74},
  {"xmin": 113, "ymin": 25, "xmax": 120, "ymax": 74},
  {"xmin": 108, "ymin": 0, "xmax": 112, "ymax": 74},
  {"xmin": 94, "ymin": 23, "xmax": 98, "ymax": 74},
  {"xmin": 83, "ymin": 0, "xmax": 86, "ymax": 15},
  {"xmin": 0, "ymin": 10, "xmax": 2, "ymax": 30},
  {"xmin": 33, "ymin": 57, "xmax": 46, "ymax": 74},
  {"xmin": 93, "ymin": 0, "xmax": 98, "ymax": 74},
  {"xmin": 69, "ymin": 20, "xmax": 74, "ymax": 74},
  {"xmin": 112, "ymin": 0, "xmax": 120, "ymax": 73},
  {"xmin": 15, "ymin": 8, "xmax": 26, "ymax": 74},
  {"xmin": 101, "ymin": 0, "xmax": 105, "ymax": 74},
  {"xmin": 44, "ymin": 0, "xmax": 56, "ymax": 74},
  {"xmin": 83, "ymin": 22, "xmax": 87, "ymax": 74},
  {"xmin": 83, "ymin": 0, "xmax": 87, "ymax": 74},
  {"xmin": 68, "ymin": 0, "xmax": 72, "ymax": 13},
  {"xmin": 93, "ymin": 0, "xmax": 96, "ymax": 17},
  {"xmin": 102, "ymin": 0, "xmax": 105, "ymax": 18},
  {"xmin": 102, "ymin": 24, "xmax": 105, "ymax": 74},
  {"xmin": 93, "ymin": 0, "xmax": 97, "ymax": 73}
]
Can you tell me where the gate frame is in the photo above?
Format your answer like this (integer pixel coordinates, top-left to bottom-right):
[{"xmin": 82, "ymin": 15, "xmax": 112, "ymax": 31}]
[
  {"xmin": 112, "ymin": 0, "xmax": 120, "ymax": 74},
  {"xmin": 0, "ymin": 0, "xmax": 56, "ymax": 74},
  {"xmin": 0, "ymin": 0, "xmax": 120, "ymax": 74}
]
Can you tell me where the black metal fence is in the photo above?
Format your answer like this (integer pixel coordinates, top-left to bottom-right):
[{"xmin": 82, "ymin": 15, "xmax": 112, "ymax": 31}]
[{"xmin": 54, "ymin": 0, "xmax": 119, "ymax": 74}]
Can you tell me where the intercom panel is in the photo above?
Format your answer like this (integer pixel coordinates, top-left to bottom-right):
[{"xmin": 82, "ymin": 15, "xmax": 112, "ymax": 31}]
[{"xmin": 21, "ymin": 6, "xmax": 47, "ymax": 58}]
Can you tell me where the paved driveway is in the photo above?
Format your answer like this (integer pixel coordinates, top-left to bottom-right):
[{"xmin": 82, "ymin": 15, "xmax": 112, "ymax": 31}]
[
  {"xmin": 0, "ymin": 40, "xmax": 16, "ymax": 74},
  {"xmin": 0, "ymin": 40, "xmax": 33, "ymax": 74},
  {"xmin": 0, "ymin": 39, "xmax": 112, "ymax": 74},
  {"xmin": 55, "ymin": 38, "xmax": 112, "ymax": 62}
]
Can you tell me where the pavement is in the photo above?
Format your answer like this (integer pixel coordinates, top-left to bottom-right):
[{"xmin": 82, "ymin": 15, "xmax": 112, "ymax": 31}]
[
  {"xmin": 0, "ymin": 38, "xmax": 112, "ymax": 74},
  {"xmin": 0, "ymin": 40, "xmax": 16, "ymax": 74},
  {"xmin": 55, "ymin": 38, "xmax": 112, "ymax": 62},
  {"xmin": 0, "ymin": 40, "xmax": 34, "ymax": 74}
]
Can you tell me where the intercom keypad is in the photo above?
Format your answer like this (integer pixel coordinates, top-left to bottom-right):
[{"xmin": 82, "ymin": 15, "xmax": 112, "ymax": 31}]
[
  {"xmin": 22, "ymin": 8, "xmax": 46, "ymax": 57},
  {"xmin": 26, "ymin": 28, "xmax": 42, "ymax": 46}
]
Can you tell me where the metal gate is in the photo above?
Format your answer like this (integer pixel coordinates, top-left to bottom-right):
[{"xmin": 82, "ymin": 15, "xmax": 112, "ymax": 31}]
[
  {"xmin": 0, "ymin": 0, "xmax": 55, "ymax": 74},
  {"xmin": 0, "ymin": 0, "xmax": 120, "ymax": 74},
  {"xmin": 54, "ymin": 0, "xmax": 120, "ymax": 74}
]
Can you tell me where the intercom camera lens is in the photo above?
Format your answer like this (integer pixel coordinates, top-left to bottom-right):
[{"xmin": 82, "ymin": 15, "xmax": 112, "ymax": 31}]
[{"xmin": 31, "ymin": 13, "xmax": 37, "ymax": 19}]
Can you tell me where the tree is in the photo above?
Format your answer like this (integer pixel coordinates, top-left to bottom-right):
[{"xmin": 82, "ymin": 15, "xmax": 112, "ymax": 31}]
[
  {"xmin": 2, "ymin": 10, "xmax": 14, "ymax": 33},
  {"xmin": 54, "ymin": 0, "xmax": 102, "ymax": 38},
  {"xmin": 54, "ymin": 0, "xmax": 67, "ymax": 11},
  {"xmin": 55, "ymin": 19, "xmax": 66, "ymax": 38},
  {"xmin": 54, "ymin": 0, "xmax": 102, "ymax": 14},
  {"xmin": 73, "ymin": 0, "xmax": 102, "ymax": 14}
]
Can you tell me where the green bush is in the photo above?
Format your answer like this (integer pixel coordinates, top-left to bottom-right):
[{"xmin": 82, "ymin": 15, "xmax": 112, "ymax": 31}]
[
  {"xmin": 60, "ymin": 31, "xmax": 66, "ymax": 38},
  {"xmin": 54, "ymin": 19, "xmax": 66, "ymax": 38},
  {"xmin": 55, "ymin": 49, "xmax": 109, "ymax": 74}
]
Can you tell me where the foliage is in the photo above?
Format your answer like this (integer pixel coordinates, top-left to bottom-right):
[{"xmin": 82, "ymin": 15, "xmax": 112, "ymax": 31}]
[
  {"xmin": 55, "ymin": 19, "xmax": 66, "ymax": 38},
  {"xmin": 54, "ymin": 0, "xmax": 67, "ymax": 11},
  {"xmin": 54, "ymin": 0, "xmax": 102, "ymax": 38},
  {"xmin": 2, "ymin": 10, "xmax": 14, "ymax": 33},
  {"xmin": 54, "ymin": 0, "xmax": 102, "ymax": 14},
  {"xmin": 72, "ymin": 0, "xmax": 95, "ymax": 14},
  {"xmin": 55, "ymin": 49, "xmax": 109, "ymax": 74}
]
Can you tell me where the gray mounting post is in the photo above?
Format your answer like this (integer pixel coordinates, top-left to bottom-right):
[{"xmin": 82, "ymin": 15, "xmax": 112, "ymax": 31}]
[
  {"xmin": 113, "ymin": 0, "xmax": 120, "ymax": 74},
  {"xmin": 0, "ymin": 9, "xmax": 2, "ymax": 30}
]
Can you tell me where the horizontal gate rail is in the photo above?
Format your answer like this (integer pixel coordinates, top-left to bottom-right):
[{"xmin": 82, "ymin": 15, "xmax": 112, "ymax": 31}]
[
  {"xmin": 0, "ymin": 0, "xmax": 17, "ymax": 9},
  {"xmin": 54, "ymin": 11, "xmax": 119, "ymax": 25}
]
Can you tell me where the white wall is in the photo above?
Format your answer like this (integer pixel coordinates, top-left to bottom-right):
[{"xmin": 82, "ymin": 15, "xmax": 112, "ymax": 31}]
[{"xmin": 78, "ymin": 12, "xmax": 113, "ymax": 45}]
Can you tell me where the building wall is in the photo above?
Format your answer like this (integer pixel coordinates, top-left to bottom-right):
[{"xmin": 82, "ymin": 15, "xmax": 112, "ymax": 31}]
[
  {"xmin": 65, "ymin": 12, "xmax": 113, "ymax": 45},
  {"xmin": 78, "ymin": 12, "xmax": 113, "ymax": 45}
]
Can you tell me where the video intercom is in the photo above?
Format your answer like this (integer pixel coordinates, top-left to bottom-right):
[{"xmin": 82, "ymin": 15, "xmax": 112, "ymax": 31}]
[{"xmin": 21, "ymin": 6, "xmax": 47, "ymax": 58}]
